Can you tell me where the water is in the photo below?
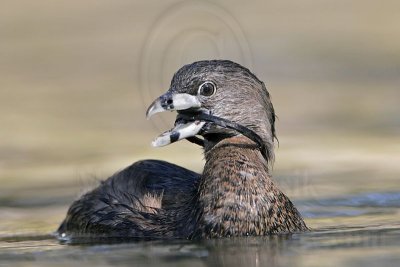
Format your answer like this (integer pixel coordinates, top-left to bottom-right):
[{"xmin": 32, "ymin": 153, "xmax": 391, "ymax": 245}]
[
  {"xmin": 2, "ymin": 227, "xmax": 400, "ymax": 267},
  {"xmin": 1, "ymin": 186, "xmax": 400, "ymax": 267}
]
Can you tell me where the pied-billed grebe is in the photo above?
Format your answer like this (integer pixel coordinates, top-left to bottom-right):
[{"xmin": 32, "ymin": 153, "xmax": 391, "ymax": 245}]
[{"xmin": 57, "ymin": 60, "xmax": 308, "ymax": 241}]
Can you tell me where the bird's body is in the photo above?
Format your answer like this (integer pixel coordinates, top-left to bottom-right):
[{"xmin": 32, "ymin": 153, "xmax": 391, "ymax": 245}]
[
  {"xmin": 193, "ymin": 136, "xmax": 307, "ymax": 238},
  {"xmin": 58, "ymin": 60, "xmax": 308, "ymax": 241}
]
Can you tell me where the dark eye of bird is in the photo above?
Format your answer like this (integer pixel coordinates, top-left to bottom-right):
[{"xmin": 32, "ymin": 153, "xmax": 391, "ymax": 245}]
[{"xmin": 198, "ymin": 81, "xmax": 216, "ymax": 96}]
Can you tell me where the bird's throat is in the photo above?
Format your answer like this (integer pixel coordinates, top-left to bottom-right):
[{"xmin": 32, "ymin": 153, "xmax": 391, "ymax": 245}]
[{"xmin": 192, "ymin": 136, "xmax": 278, "ymax": 238}]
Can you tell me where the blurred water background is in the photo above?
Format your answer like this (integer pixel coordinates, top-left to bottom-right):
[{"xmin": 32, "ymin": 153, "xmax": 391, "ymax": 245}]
[{"xmin": 1, "ymin": 0, "xmax": 400, "ymax": 266}]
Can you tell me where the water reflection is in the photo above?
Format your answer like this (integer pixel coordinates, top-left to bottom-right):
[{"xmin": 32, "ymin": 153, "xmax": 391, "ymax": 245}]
[
  {"xmin": 1, "ymin": 226, "xmax": 400, "ymax": 267},
  {"xmin": 202, "ymin": 236, "xmax": 292, "ymax": 267}
]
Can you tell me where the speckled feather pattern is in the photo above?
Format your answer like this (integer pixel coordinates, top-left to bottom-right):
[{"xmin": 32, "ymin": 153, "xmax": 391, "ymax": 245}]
[
  {"xmin": 191, "ymin": 136, "xmax": 307, "ymax": 238},
  {"xmin": 58, "ymin": 60, "xmax": 308, "ymax": 241}
]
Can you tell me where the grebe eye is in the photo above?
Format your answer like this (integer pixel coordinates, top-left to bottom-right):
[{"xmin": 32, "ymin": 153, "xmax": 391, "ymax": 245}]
[{"xmin": 198, "ymin": 81, "xmax": 216, "ymax": 97}]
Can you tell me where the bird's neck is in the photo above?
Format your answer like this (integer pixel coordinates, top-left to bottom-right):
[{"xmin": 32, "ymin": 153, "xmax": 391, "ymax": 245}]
[{"xmin": 191, "ymin": 136, "xmax": 279, "ymax": 238}]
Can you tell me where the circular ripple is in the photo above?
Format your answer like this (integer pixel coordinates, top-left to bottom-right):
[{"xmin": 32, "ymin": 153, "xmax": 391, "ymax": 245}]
[{"xmin": 139, "ymin": 1, "xmax": 253, "ymax": 131}]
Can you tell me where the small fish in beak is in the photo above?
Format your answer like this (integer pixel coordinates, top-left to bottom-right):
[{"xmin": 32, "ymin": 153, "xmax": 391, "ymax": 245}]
[
  {"xmin": 146, "ymin": 92, "xmax": 204, "ymax": 147},
  {"xmin": 151, "ymin": 120, "xmax": 206, "ymax": 147}
]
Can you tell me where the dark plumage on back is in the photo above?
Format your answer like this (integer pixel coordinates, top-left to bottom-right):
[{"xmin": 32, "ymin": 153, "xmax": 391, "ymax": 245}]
[{"xmin": 57, "ymin": 60, "xmax": 307, "ymax": 242}]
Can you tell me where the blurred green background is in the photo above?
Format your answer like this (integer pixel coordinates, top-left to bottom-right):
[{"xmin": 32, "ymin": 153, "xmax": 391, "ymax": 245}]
[{"xmin": 0, "ymin": 0, "xmax": 399, "ymax": 235}]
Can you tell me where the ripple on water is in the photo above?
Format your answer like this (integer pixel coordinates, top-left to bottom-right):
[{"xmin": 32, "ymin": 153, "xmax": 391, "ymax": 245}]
[{"xmin": 298, "ymin": 191, "xmax": 400, "ymax": 219}]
